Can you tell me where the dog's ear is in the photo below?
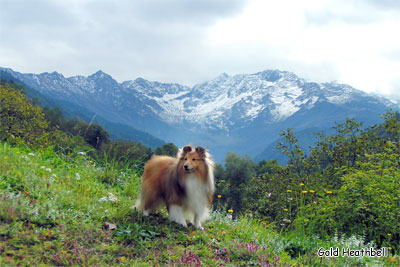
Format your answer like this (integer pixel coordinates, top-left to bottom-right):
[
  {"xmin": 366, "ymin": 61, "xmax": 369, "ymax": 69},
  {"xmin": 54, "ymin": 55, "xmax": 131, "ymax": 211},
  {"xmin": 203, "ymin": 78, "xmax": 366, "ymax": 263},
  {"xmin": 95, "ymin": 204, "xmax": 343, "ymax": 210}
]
[
  {"xmin": 195, "ymin": 146, "xmax": 206, "ymax": 158},
  {"xmin": 182, "ymin": 145, "xmax": 192, "ymax": 154}
]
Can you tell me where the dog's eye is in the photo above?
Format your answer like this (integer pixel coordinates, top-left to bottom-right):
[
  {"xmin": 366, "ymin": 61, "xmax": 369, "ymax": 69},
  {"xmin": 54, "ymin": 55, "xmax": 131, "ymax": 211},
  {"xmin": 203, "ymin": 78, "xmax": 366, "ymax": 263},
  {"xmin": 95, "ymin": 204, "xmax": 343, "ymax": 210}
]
[
  {"xmin": 184, "ymin": 158, "xmax": 187, "ymax": 160},
  {"xmin": 192, "ymin": 158, "xmax": 196, "ymax": 161}
]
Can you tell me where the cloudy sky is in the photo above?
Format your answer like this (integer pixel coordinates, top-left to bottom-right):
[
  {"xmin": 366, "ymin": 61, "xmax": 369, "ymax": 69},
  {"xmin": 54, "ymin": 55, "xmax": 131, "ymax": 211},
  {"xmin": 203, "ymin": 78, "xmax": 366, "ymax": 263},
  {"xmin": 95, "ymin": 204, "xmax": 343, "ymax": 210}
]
[{"xmin": 1, "ymin": 0, "xmax": 400, "ymax": 98}]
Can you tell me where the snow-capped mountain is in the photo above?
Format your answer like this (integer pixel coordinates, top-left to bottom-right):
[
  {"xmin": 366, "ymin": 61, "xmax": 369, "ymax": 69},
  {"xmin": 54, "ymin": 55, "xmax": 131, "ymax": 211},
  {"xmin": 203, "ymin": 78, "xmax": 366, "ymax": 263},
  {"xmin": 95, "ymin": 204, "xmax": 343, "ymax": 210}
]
[{"xmin": 2, "ymin": 67, "xmax": 397, "ymax": 161}]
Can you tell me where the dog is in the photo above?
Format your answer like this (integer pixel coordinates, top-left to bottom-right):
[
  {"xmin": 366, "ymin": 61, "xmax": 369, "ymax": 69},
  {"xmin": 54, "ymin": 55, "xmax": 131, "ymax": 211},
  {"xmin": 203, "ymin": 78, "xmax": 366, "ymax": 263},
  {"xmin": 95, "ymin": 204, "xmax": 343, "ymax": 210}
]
[{"xmin": 135, "ymin": 145, "xmax": 215, "ymax": 229}]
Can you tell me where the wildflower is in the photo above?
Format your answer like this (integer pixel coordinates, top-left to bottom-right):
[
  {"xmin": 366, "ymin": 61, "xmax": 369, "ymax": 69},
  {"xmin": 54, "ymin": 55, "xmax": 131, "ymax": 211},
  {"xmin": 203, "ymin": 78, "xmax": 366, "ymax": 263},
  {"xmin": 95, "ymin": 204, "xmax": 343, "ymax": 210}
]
[
  {"xmin": 302, "ymin": 191, "xmax": 308, "ymax": 194},
  {"xmin": 287, "ymin": 189, "xmax": 292, "ymax": 193},
  {"xmin": 228, "ymin": 214, "xmax": 233, "ymax": 220},
  {"xmin": 190, "ymin": 232, "xmax": 195, "ymax": 236},
  {"xmin": 309, "ymin": 190, "xmax": 315, "ymax": 194},
  {"xmin": 300, "ymin": 183, "xmax": 305, "ymax": 187},
  {"xmin": 28, "ymin": 153, "xmax": 35, "ymax": 156},
  {"xmin": 267, "ymin": 192, "xmax": 272, "ymax": 198},
  {"xmin": 387, "ymin": 233, "xmax": 392, "ymax": 237},
  {"xmin": 217, "ymin": 195, "xmax": 222, "ymax": 198},
  {"xmin": 326, "ymin": 191, "xmax": 333, "ymax": 194},
  {"xmin": 75, "ymin": 173, "xmax": 81, "ymax": 181},
  {"xmin": 120, "ymin": 256, "xmax": 126, "ymax": 262},
  {"xmin": 283, "ymin": 208, "xmax": 289, "ymax": 212},
  {"xmin": 98, "ymin": 193, "xmax": 117, "ymax": 203},
  {"xmin": 107, "ymin": 193, "xmax": 117, "ymax": 203},
  {"xmin": 45, "ymin": 168, "xmax": 52, "ymax": 172},
  {"xmin": 228, "ymin": 209, "xmax": 234, "ymax": 213},
  {"xmin": 77, "ymin": 151, "xmax": 86, "ymax": 156}
]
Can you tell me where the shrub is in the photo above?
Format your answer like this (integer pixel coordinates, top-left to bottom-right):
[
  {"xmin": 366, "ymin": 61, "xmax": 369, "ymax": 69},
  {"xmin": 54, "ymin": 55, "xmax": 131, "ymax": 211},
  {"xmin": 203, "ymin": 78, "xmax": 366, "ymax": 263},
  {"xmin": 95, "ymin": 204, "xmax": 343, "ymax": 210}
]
[
  {"xmin": 310, "ymin": 147, "xmax": 400, "ymax": 252},
  {"xmin": 0, "ymin": 84, "xmax": 49, "ymax": 147}
]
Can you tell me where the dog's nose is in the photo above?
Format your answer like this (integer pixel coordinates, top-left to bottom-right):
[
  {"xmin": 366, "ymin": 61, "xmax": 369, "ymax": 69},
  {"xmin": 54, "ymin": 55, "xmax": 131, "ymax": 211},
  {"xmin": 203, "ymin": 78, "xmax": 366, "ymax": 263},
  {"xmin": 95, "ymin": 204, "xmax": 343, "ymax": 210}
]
[{"xmin": 184, "ymin": 165, "xmax": 190, "ymax": 171}]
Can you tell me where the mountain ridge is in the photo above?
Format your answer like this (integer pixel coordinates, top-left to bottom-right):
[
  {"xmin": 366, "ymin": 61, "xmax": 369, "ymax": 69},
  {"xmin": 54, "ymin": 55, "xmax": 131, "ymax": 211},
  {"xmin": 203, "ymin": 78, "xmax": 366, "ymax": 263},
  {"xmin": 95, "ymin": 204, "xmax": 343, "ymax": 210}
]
[{"xmin": 2, "ymin": 67, "xmax": 398, "ymax": 161}]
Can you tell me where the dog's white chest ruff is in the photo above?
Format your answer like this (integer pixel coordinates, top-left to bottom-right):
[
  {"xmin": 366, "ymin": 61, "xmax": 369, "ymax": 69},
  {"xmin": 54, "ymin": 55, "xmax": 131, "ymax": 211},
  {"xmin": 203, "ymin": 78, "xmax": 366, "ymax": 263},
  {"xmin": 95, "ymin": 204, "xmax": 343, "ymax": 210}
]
[
  {"xmin": 184, "ymin": 174, "xmax": 209, "ymax": 213},
  {"xmin": 167, "ymin": 174, "xmax": 210, "ymax": 229}
]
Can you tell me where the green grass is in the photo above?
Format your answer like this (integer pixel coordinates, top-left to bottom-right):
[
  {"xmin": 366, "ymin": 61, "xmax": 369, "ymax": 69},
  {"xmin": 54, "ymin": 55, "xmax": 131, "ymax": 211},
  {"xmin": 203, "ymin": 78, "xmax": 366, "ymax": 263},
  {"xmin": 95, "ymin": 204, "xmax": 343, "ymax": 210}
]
[{"xmin": 0, "ymin": 143, "xmax": 398, "ymax": 266}]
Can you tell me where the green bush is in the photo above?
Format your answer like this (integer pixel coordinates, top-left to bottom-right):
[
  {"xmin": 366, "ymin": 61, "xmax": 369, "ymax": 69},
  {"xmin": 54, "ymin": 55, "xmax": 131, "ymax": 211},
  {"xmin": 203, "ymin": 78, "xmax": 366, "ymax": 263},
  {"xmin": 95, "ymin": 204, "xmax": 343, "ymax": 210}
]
[
  {"xmin": 310, "ymin": 147, "xmax": 400, "ymax": 251},
  {"xmin": 0, "ymin": 84, "xmax": 49, "ymax": 147}
]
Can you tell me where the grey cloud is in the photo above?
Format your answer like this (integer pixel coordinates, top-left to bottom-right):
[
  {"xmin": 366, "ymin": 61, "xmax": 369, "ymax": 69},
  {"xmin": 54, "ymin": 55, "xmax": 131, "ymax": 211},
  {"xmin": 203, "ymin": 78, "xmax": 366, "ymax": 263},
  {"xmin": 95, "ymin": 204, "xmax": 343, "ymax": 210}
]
[
  {"xmin": 0, "ymin": 0, "xmax": 76, "ymax": 27},
  {"xmin": 304, "ymin": 0, "xmax": 400, "ymax": 27},
  {"xmin": 365, "ymin": 0, "xmax": 400, "ymax": 10},
  {"xmin": 0, "ymin": 0, "xmax": 250, "ymax": 83},
  {"xmin": 127, "ymin": 0, "xmax": 248, "ymax": 24}
]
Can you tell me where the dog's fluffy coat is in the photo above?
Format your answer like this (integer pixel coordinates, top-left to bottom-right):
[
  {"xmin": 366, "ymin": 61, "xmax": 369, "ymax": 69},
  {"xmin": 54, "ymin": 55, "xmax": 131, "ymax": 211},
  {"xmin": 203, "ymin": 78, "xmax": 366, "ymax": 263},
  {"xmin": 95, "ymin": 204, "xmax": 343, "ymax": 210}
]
[{"xmin": 135, "ymin": 145, "xmax": 215, "ymax": 228}]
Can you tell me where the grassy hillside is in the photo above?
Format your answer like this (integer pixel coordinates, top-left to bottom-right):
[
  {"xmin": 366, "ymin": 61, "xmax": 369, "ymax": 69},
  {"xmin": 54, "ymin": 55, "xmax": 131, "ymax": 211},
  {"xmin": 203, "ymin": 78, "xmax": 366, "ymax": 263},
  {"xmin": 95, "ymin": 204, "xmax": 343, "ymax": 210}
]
[{"xmin": 1, "ymin": 143, "xmax": 398, "ymax": 266}]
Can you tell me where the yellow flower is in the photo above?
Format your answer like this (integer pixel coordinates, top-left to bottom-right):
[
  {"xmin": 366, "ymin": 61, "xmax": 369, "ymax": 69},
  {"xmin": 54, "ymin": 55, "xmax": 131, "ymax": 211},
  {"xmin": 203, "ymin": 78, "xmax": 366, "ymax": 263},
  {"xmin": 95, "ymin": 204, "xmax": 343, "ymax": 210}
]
[
  {"xmin": 387, "ymin": 233, "xmax": 392, "ymax": 237},
  {"xmin": 217, "ymin": 195, "xmax": 222, "ymax": 198},
  {"xmin": 228, "ymin": 209, "xmax": 234, "ymax": 213},
  {"xmin": 287, "ymin": 190, "xmax": 292, "ymax": 193},
  {"xmin": 283, "ymin": 208, "xmax": 289, "ymax": 212},
  {"xmin": 326, "ymin": 191, "xmax": 333, "ymax": 194},
  {"xmin": 120, "ymin": 256, "xmax": 126, "ymax": 262},
  {"xmin": 302, "ymin": 191, "xmax": 308, "ymax": 194},
  {"xmin": 300, "ymin": 183, "xmax": 305, "ymax": 187},
  {"xmin": 309, "ymin": 190, "xmax": 315, "ymax": 194}
]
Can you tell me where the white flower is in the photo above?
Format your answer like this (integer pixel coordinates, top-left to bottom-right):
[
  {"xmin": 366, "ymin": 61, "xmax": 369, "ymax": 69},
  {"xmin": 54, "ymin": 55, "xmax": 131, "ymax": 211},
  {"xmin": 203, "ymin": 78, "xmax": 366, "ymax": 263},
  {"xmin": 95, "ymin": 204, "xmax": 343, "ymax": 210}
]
[
  {"xmin": 45, "ymin": 168, "xmax": 52, "ymax": 172},
  {"xmin": 107, "ymin": 193, "xmax": 117, "ymax": 203},
  {"xmin": 40, "ymin": 166, "xmax": 45, "ymax": 169},
  {"xmin": 98, "ymin": 192, "xmax": 118, "ymax": 203},
  {"xmin": 28, "ymin": 153, "xmax": 35, "ymax": 156},
  {"xmin": 98, "ymin": 197, "xmax": 108, "ymax": 202},
  {"xmin": 75, "ymin": 173, "xmax": 81, "ymax": 180},
  {"xmin": 77, "ymin": 152, "xmax": 86, "ymax": 156}
]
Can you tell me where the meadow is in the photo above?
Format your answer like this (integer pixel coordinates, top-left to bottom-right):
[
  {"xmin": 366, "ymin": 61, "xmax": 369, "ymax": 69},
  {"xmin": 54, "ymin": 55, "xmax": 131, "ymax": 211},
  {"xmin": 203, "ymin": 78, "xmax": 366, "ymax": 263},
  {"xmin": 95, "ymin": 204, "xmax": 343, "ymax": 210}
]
[{"xmin": 1, "ymin": 143, "xmax": 398, "ymax": 266}]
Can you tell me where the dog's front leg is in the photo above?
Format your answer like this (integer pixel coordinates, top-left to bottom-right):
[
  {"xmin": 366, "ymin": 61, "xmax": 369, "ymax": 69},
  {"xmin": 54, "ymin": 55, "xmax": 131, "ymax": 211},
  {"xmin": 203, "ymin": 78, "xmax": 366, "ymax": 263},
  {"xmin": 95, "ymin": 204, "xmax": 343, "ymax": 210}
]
[{"xmin": 168, "ymin": 205, "xmax": 187, "ymax": 227}]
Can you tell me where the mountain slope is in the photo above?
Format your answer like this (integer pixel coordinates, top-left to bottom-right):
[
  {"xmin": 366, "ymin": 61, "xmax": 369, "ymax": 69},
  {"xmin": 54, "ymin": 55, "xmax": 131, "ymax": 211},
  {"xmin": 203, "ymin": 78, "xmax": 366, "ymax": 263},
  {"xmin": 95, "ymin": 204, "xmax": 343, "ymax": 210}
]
[
  {"xmin": 0, "ymin": 69, "xmax": 164, "ymax": 148},
  {"xmin": 1, "ymin": 67, "xmax": 397, "ymax": 161}
]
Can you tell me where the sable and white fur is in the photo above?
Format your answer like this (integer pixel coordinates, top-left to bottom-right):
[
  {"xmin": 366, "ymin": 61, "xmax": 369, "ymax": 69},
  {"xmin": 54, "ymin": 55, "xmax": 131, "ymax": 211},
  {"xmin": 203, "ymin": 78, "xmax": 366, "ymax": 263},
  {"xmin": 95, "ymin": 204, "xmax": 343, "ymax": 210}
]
[{"xmin": 135, "ymin": 145, "xmax": 215, "ymax": 229}]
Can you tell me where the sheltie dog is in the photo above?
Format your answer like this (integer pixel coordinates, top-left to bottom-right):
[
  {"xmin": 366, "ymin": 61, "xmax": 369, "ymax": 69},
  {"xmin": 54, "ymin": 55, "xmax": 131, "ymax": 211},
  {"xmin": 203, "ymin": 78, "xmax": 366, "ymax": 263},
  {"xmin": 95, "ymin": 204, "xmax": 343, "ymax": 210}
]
[{"xmin": 135, "ymin": 145, "xmax": 215, "ymax": 229}]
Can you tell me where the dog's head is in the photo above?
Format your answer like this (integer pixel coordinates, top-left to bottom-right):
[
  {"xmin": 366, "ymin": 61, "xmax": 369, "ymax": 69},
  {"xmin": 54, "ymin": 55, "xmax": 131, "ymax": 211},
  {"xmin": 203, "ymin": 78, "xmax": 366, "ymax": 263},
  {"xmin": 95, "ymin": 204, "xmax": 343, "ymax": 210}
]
[{"xmin": 178, "ymin": 145, "xmax": 206, "ymax": 173}]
